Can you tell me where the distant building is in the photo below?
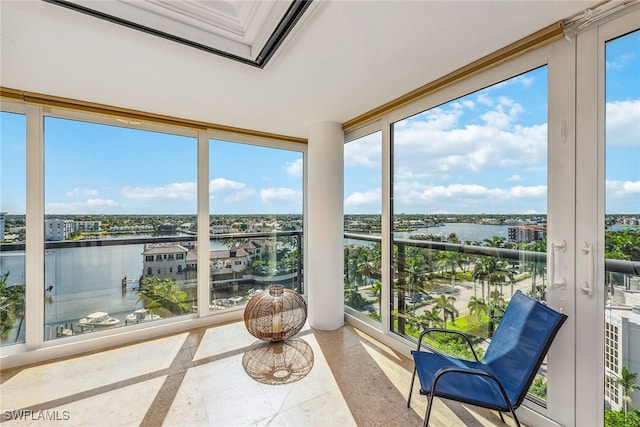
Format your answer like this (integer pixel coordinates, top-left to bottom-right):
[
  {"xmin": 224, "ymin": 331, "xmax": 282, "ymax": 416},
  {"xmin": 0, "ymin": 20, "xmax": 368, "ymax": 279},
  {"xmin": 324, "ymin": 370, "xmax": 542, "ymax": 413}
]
[
  {"xmin": 142, "ymin": 242, "xmax": 191, "ymax": 284},
  {"xmin": 142, "ymin": 239, "xmax": 272, "ymax": 284},
  {"xmin": 109, "ymin": 225, "xmax": 154, "ymax": 232},
  {"xmin": 604, "ymin": 294, "xmax": 640, "ymax": 411},
  {"xmin": 508, "ymin": 225, "xmax": 546, "ymax": 243},
  {"xmin": 45, "ymin": 219, "xmax": 74, "ymax": 241},
  {"xmin": 73, "ymin": 220, "xmax": 101, "ymax": 232},
  {"xmin": 0, "ymin": 212, "xmax": 5, "ymax": 242},
  {"xmin": 210, "ymin": 247, "xmax": 251, "ymax": 275},
  {"xmin": 157, "ymin": 223, "xmax": 177, "ymax": 234}
]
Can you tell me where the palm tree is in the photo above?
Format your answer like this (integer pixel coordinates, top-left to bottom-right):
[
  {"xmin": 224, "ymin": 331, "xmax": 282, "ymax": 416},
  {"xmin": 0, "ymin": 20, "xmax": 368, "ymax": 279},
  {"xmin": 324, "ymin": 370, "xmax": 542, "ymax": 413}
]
[
  {"xmin": 405, "ymin": 253, "xmax": 426, "ymax": 305},
  {"xmin": 410, "ymin": 307, "xmax": 442, "ymax": 331},
  {"xmin": 472, "ymin": 258, "xmax": 489, "ymax": 301},
  {"xmin": 0, "ymin": 272, "xmax": 26, "ymax": 341},
  {"xmin": 484, "ymin": 236, "xmax": 506, "ymax": 248},
  {"xmin": 344, "ymin": 282, "xmax": 367, "ymax": 309},
  {"xmin": 615, "ymin": 366, "xmax": 638, "ymax": 418},
  {"xmin": 437, "ymin": 250, "xmax": 463, "ymax": 290},
  {"xmin": 344, "ymin": 244, "xmax": 362, "ymax": 285},
  {"xmin": 433, "ymin": 295, "xmax": 458, "ymax": 328},
  {"xmin": 467, "ymin": 296, "xmax": 488, "ymax": 322},
  {"xmin": 357, "ymin": 251, "xmax": 378, "ymax": 286},
  {"xmin": 487, "ymin": 290, "xmax": 506, "ymax": 337},
  {"xmin": 136, "ymin": 277, "xmax": 188, "ymax": 317},
  {"xmin": 370, "ymin": 280, "xmax": 382, "ymax": 314}
]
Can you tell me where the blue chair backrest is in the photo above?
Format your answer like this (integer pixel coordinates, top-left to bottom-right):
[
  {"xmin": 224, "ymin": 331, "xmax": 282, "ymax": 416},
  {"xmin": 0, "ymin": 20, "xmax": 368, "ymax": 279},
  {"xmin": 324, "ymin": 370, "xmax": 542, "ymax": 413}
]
[{"xmin": 481, "ymin": 291, "xmax": 567, "ymax": 407}]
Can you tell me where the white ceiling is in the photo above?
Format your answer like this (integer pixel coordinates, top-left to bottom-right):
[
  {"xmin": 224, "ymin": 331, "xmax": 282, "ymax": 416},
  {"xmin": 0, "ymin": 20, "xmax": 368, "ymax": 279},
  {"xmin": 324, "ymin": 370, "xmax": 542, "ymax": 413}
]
[
  {"xmin": 0, "ymin": 1, "xmax": 597, "ymax": 139},
  {"xmin": 48, "ymin": 0, "xmax": 304, "ymax": 64}
]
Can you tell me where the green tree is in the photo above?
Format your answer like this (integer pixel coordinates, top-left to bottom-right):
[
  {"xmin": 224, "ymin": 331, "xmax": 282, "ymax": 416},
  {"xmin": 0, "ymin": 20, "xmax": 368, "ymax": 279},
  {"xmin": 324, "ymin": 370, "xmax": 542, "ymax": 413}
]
[
  {"xmin": 616, "ymin": 366, "xmax": 638, "ymax": 419},
  {"xmin": 136, "ymin": 277, "xmax": 188, "ymax": 317},
  {"xmin": 433, "ymin": 295, "xmax": 458, "ymax": 328},
  {"xmin": 370, "ymin": 280, "xmax": 382, "ymax": 314},
  {"xmin": 605, "ymin": 408, "xmax": 640, "ymax": 427},
  {"xmin": 529, "ymin": 377, "xmax": 547, "ymax": 400},
  {"xmin": 467, "ymin": 296, "xmax": 488, "ymax": 322},
  {"xmin": 344, "ymin": 282, "xmax": 367, "ymax": 309},
  {"xmin": 0, "ymin": 272, "xmax": 26, "ymax": 341}
]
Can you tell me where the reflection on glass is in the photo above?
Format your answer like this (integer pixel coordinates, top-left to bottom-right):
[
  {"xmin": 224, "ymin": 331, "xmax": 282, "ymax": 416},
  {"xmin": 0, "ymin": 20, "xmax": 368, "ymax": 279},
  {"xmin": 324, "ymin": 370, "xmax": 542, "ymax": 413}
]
[
  {"xmin": 392, "ymin": 67, "xmax": 550, "ymax": 401},
  {"xmin": 43, "ymin": 117, "xmax": 197, "ymax": 339},
  {"xmin": 603, "ymin": 30, "xmax": 640, "ymax": 425},
  {"xmin": 344, "ymin": 131, "xmax": 382, "ymax": 326},
  {"xmin": 242, "ymin": 338, "xmax": 314, "ymax": 385},
  {"xmin": 1, "ymin": 111, "xmax": 27, "ymax": 346},
  {"xmin": 208, "ymin": 140, "xmax": 304, "ymax": 313}
]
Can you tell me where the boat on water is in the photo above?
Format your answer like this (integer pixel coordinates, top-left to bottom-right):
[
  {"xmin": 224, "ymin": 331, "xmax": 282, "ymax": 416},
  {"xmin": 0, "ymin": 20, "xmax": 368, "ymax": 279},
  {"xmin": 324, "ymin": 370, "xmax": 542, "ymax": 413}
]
[
  {"xmin": 125, "ymin": 308, "xmax": 161, "ymax": 324},
  {"xmin": 78, "ymin": 312, "xmax": 120, "ymax": 328}
]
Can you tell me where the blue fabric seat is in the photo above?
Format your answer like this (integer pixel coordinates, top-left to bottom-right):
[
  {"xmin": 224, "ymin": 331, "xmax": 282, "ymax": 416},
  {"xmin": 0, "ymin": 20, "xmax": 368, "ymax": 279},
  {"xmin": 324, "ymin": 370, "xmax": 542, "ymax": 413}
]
[{"xmin": 407, "ymin": 290, "xmax": 567, "ymax": 426}]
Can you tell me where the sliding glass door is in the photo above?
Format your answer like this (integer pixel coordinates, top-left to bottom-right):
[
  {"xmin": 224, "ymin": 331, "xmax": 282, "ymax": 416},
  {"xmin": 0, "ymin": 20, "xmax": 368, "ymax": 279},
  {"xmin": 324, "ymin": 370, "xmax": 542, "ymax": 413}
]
[{"xmin": 574, "ymin": 11, "xmax": 640, "ymax": 427}]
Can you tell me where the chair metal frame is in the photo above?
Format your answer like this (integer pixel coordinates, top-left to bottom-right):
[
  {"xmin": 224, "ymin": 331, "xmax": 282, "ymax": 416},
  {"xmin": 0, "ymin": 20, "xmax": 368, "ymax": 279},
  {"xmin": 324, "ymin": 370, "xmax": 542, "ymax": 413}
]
[{"xmin": 407, "ymin": 291, "xmax": 567, "ymax": 427}]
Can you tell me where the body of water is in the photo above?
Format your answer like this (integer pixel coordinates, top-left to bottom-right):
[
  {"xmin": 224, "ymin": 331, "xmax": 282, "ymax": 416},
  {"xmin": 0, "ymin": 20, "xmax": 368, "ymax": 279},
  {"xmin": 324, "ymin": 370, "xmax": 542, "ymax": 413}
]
[
  {"xmin": 397, "ymin": 222, "xmax": 511, "ymax": 243},
  {"xmin": 345, "ymin": 223, "xmax": 513, "ymax": 249},
  {"xmin": 0, "ymin": 238, "xmax": 236, "ymax": 344}
]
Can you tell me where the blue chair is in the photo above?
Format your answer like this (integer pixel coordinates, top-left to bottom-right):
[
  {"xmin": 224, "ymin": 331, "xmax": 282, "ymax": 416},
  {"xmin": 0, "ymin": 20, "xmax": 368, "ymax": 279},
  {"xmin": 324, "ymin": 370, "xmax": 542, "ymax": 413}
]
[{"xmin": 407, "ymin": 290, "xmax": 567, "ymax": 427}]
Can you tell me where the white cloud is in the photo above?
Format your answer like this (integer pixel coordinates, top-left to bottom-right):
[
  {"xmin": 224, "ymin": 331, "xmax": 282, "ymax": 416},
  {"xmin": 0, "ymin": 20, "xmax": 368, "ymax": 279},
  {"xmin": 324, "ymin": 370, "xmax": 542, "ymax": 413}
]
[
  {"xmin": 606, "ymin": 52, "xmax": 636, "ymax": 71},
  {"xmin": 345, "ymin": 132, "xmax": 381, "ymax": 168},
  {"xmin": 606, "ymin": 100, "xmax": 640, "ymax": 148},
  {"xmin": 284, "ymin": 158, "xmax": 303, "ymax": 177},
  {"xmin": 393, "ymin": 181, "xmax": 546, "ymax": 213},
  {"xmin": 209, "ymin": 178, "xmax": 246, "ymax": 192},
  {"xmin": 344, "ymin": 188, "xmax": 381, "ymax": 206},
  {"xmin": 606, "ymin": 180, "xmax": 640, "ymax": 198},
  {"xmin": 507, "ymin": 174, "xmax": 524, "ymax": 181},
  {"xmin": 509, "ymin": 185, "xmax": 547, "ymax": 198},
  {"xmin": 208, "ymin": 178, "xmax": 255, "ymax": 204},
  {"xmin": 121, "ymin": 182, "xmax": 197, "ymax": 201},
  {"xmin": 66, "ymin": 187, "xmax": 99, "ymax": 197},
  {"xmin": 222, "ymin": 188, "xmax": 255, "ymax": 203},
  {"xmin": 476, "ymin": 92, "xmax": 493, "ymax": 107},
  {"xmin": 46, "ymin": 199, "xmax": 119, "ymax": 214},
  {"xmin": 393, "ymin": 95, "xmax": 546, "ymax": 181},
  {"xmin": 260, "ymin": 187, "xmax": 302, "ymax": 204}
]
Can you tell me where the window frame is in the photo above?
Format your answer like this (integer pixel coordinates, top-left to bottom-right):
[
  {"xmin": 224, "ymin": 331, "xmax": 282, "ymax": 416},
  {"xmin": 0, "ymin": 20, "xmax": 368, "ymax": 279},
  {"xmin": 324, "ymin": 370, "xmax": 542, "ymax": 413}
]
[{"xmin": 0, "ymin": 99, "xmax": 306, "ymax": 360}]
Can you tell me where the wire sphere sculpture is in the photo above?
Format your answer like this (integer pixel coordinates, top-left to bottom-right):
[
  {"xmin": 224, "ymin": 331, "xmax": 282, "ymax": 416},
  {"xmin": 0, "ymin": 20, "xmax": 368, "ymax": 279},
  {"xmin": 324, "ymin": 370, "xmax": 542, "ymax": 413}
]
[
  {"xmin": 244, "ymin": 285, "xmax": 307, "ymax": 342},
  {"xmin": 242, "ymin": 338, "xmax": 314, "ymax": 385}
]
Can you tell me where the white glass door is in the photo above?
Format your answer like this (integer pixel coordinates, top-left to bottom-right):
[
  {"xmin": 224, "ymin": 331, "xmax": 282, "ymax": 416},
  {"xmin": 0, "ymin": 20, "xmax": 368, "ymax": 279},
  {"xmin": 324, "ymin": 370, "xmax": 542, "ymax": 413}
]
[{"xmin": 575, "ymin": 8, "xmax": 640, "ymax": 427}]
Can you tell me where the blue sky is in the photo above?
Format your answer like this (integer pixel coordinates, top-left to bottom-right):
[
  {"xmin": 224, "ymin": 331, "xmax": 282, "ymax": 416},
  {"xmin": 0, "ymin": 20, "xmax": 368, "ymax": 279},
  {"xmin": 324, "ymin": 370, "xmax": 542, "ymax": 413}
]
[
  {"xmin": 345, "ymin": 30, "xmax": 639, "ymax": 215},
  {"xmin": 1, "ymin": 32, "xmax": 638, "ymax": 217},
  {"xmin": 0, "ymin": 116, "xmax": 303, "ymax": 215}
]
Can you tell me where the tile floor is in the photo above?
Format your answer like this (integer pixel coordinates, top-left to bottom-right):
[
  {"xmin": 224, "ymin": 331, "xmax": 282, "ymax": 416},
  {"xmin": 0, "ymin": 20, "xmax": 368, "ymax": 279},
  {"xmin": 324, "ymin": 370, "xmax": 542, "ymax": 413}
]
[{"xmin": 0, "ymin": 321, "xmax": 519, "ymax": 426}]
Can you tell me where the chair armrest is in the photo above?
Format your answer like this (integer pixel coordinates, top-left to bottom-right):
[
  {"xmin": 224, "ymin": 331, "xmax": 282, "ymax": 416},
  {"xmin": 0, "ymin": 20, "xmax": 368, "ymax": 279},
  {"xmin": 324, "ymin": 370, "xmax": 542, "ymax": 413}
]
[
  {"xmin": 431, "ymin": 366, "xmax": 513, "ymax": 410},
  {"xmin": 416, "ymin": 328, "xmax": 479, "ymax": 361}
]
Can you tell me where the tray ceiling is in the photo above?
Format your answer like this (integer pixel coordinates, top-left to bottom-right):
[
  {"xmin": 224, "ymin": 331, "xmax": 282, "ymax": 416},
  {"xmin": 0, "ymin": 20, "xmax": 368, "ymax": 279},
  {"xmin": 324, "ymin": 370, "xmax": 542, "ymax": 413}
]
[{"xmin": 43, "ymin": 0, "xmax": 312, "ymax": 67}]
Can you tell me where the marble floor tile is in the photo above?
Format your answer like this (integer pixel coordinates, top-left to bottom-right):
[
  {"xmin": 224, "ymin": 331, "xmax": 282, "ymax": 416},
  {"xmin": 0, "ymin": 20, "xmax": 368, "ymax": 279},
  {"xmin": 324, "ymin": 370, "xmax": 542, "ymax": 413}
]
[{"xmin": 0, "ymin": 321, "xmax": 521, "ymax": 427}]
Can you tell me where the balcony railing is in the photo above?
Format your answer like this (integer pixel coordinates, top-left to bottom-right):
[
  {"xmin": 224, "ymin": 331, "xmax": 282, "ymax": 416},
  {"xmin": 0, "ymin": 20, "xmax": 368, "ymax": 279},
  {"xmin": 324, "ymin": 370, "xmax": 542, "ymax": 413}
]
[
  {"xmin": 344, "ymin": 231, "xmax": 640, "ymax": 406},
  {"xmin": 0, "ymin": 230, "xmax": 303, "ymax": 345}
]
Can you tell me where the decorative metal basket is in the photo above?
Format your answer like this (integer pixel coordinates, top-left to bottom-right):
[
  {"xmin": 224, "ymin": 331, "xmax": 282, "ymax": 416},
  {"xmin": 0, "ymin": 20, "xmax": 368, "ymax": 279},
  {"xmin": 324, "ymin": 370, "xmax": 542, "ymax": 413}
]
[{"xmin": 244, "ymin": 285, "xmax": 307, "ymax": 342}]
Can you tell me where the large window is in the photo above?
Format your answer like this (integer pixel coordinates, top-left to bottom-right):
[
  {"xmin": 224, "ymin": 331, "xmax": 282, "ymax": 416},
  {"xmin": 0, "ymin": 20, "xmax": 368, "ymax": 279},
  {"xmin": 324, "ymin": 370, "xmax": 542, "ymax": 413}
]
[
  {"xmin": 0, "ymin": 109, "xmax": 26, "ymax": 346},
  {"xmin": 43, "ymin": 116, "xmax": 197, "ymax": 339},
  {"xmin": 343, "ymin": 130, "xmax": 382, "ymax": 327},
  {"xmin": 604, "ymin": 29, "xmax": 640, "ymax": 425},
  {"xmin": 391, "ymin": 66, "xmax": 550, "ymax": 399},
  {"xmin": 208, "ymin": 139, "xmax": 304, "ymax": 312}
]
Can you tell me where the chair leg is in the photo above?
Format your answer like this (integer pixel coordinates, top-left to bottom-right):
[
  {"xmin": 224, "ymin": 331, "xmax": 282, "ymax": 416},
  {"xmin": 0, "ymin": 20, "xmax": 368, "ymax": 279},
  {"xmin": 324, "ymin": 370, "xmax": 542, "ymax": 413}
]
[
  {"xmin": 498, "ymin": 411, "xmax": 505, "ymax": 423},
  {"xmin": 408, "ymin": 366, "xmax": 417, "ymax": 408},
  {"xmin": 508, "ymin": 409, "xmax": 521, "ymax": 427},
  {"xmin": 424, "ymin": 392, "xmax": 435, "ymax": 427}
]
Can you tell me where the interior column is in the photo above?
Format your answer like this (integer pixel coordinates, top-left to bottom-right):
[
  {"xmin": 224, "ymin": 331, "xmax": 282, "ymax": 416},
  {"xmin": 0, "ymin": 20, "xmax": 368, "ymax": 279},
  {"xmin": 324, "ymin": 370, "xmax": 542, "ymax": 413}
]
[{"xmin": 306, "ymin": 121, "xmax": 344, "ymax": 330}]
